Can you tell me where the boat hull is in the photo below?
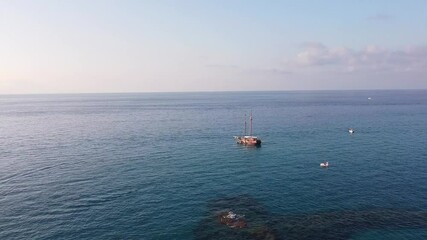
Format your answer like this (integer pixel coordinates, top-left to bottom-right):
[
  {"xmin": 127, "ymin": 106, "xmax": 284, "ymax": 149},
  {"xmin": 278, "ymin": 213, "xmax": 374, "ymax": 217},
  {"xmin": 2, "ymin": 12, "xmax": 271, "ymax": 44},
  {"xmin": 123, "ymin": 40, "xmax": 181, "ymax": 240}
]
[{"xmin": 234, "ymin": 136, "xmax": 262, "ymax": 146}]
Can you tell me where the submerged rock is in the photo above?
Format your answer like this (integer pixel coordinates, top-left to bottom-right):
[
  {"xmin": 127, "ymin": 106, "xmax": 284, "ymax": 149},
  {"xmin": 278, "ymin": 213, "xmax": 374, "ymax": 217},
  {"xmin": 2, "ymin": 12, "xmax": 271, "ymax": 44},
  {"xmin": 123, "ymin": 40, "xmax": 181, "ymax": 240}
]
[
  {"xmin": 194, "ymin": 195, "xmax": 280, "ymax": 240},
  {"xmin": 218, "ymin": 211, "xmax": 247, "ymax": 229},
  {"xmin": 194, "ymin": 195, "xmax": 427, "ymax": 240}
]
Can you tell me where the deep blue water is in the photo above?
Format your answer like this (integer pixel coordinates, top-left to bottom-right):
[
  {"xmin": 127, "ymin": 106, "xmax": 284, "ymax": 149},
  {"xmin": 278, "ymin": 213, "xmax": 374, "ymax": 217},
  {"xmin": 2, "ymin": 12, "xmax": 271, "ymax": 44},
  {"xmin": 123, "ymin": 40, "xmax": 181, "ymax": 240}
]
[{"xmin": 1, "ymin": 90, "xmax": 427, "ymax": 239}]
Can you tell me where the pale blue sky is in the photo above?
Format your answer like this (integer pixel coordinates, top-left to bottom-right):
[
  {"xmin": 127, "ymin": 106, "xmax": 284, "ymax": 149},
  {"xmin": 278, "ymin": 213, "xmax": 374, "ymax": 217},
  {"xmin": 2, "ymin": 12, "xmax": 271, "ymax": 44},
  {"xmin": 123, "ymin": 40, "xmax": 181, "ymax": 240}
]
[{"xmin": 1, "ymin": 0, "xmax": 426, "ymax": 93}]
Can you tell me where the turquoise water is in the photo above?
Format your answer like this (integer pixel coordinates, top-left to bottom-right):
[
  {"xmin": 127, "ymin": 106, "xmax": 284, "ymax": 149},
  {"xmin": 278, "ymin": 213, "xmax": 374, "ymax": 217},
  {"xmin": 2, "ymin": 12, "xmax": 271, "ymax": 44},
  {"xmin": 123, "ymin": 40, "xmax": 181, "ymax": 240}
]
[{"xmin": 0, "ymin": 90, "xmax": 426, "ymax": 239}]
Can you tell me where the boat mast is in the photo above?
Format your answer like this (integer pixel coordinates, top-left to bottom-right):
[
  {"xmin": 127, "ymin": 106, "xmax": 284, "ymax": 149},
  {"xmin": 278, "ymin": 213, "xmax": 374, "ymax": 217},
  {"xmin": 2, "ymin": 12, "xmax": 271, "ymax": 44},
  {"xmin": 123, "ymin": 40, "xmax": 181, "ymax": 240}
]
[
  {"xmin": 250, "ymin": 111, "xmax": 253, "ymax": 136},
  {"xmin": 244, "ymin": 114, "xmax": 247, "ymax": 136}
]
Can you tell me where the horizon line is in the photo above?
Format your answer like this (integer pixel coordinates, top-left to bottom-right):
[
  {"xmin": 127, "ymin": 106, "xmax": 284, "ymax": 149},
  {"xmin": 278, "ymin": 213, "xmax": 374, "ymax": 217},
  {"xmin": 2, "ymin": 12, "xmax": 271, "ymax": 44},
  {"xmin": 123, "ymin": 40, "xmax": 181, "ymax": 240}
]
[{"xmin": 1, "ymin": 88, "xmax": 426, "ymax": 96}]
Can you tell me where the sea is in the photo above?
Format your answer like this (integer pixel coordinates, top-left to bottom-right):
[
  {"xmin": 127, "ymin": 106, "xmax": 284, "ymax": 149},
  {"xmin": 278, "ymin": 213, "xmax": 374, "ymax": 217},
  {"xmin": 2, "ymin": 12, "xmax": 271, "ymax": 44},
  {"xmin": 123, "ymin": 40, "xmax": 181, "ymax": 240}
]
[{"xmin": 1, "ymin": 90, "xmax": 426, "ymax": 240}]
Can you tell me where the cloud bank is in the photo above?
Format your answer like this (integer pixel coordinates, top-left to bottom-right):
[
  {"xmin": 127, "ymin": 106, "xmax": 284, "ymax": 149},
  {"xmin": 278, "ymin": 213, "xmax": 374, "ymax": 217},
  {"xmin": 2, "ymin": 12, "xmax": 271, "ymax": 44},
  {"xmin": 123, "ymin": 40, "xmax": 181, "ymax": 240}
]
[{"xmin": 292, "ymin": 43, "xmax": 427, "ymax": 73}]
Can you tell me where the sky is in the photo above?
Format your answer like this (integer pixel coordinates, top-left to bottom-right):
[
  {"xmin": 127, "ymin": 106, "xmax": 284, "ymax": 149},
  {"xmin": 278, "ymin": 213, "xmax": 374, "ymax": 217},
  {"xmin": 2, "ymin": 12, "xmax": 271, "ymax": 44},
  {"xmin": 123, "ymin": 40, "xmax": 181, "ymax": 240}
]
[{"xmin": 1, "ymin": 0, "xmax": 427, "ymax": 94}]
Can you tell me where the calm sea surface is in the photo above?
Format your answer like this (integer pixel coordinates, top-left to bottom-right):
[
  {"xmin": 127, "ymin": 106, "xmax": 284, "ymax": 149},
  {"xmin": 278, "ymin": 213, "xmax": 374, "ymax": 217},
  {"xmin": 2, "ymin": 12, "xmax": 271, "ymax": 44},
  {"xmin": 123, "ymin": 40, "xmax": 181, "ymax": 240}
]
[{"xmin": 1, "ymin": 90, "xmax": 426, "ymax": 239}]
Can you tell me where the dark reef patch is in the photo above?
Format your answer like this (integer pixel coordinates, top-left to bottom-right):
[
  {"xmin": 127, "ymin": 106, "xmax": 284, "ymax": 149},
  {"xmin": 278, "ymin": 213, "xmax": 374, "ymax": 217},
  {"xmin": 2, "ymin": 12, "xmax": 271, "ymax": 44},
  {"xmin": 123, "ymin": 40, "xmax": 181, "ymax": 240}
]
[{"xmin": 194, "ymin": 195, "xmax": 427, "ymax": 240}]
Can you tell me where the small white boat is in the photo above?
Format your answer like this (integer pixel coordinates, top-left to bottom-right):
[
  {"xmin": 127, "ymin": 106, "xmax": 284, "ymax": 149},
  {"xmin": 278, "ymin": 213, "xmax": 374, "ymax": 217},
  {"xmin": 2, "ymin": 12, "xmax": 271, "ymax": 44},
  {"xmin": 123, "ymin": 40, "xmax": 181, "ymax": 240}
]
[
  {"xmin": 349, "ymin": 128, "xmax": 355, "ymax": 134},
  {"xmin": 320, "ymin": 161, "xmax": 329, "ymax": 167}
]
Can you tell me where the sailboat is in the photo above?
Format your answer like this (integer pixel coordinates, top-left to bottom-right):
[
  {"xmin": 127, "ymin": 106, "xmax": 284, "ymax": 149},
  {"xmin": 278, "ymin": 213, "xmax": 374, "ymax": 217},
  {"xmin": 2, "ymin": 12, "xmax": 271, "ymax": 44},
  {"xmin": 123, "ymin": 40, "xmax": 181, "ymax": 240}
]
[{"xmin": 234, "ymin": 112, "xmax": 262, "ymax": 146}]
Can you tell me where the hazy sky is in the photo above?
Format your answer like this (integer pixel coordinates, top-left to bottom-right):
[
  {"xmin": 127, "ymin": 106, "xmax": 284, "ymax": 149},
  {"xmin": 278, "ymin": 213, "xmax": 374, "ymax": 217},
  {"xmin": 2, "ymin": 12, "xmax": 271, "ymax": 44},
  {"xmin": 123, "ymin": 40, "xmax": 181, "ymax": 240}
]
[{"xmin": 1, "ymin": 0, "xmax": 427, "ymax": 94}]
